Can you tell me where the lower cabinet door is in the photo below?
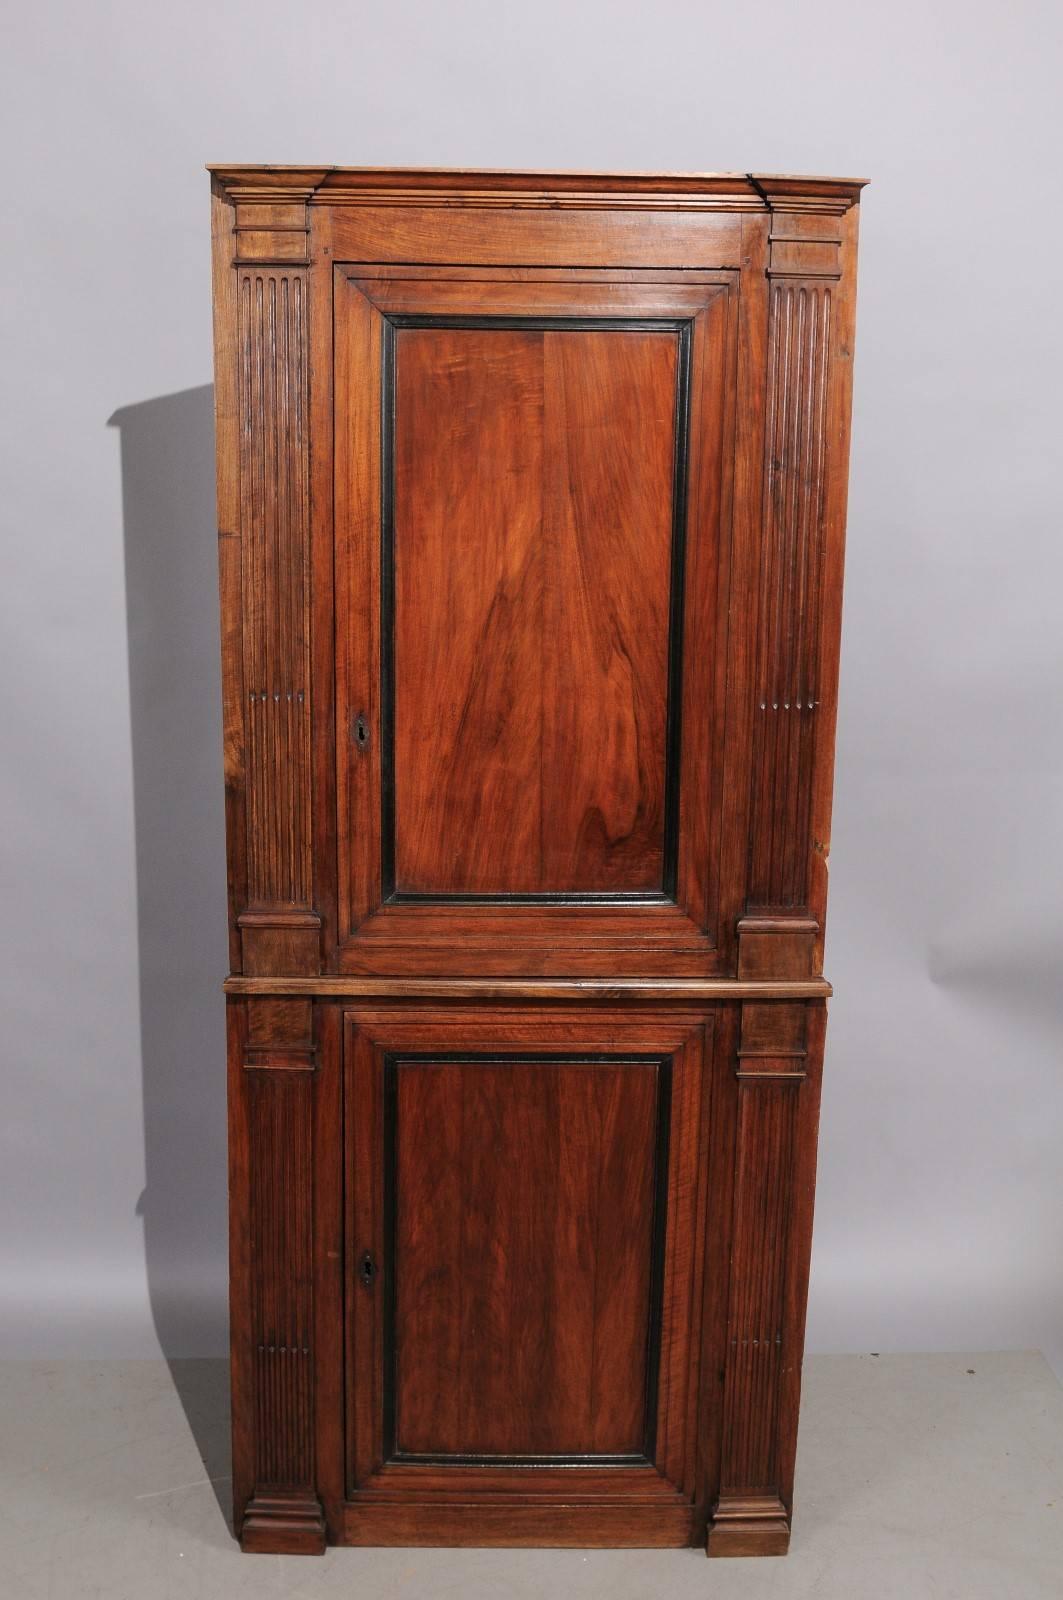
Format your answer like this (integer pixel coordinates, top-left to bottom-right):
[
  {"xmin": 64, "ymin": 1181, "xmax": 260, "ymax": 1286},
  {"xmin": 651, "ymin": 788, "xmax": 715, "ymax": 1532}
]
[{"xmin": 340, "ymin": 1003, "xmax": 722, "ymax": 1546}]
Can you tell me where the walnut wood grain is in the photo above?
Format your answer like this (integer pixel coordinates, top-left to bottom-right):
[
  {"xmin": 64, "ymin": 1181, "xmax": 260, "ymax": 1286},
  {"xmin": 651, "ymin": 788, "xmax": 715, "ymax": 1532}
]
[
  {"xmin": 393, "ymin": 1058, "xmax": 658, "ymax": 1455},
  {"xmin": 209, "ymin": 165, "xmax": 865, "ymax": 1558},
  {"xmin": 391, "ymin": 325, "xmax": 676, "ymax": 896}
]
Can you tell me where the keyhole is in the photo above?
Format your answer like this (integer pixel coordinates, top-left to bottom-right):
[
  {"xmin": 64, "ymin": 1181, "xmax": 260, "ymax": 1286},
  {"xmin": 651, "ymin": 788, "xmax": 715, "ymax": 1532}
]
[
  {"xmin": 354, "ymin": 713, "xmax": 369, "ymax": 749},
  {"xmin": 359, "ymin": 1250, "xmax": 376, "ymax": 1289}
]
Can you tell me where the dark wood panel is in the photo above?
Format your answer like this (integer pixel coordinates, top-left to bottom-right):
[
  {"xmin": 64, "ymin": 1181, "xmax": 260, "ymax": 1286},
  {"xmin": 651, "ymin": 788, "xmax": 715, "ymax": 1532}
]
[
  {"xmin": 389, "ymin": 1058, "xmax": 464, "ymax": 1453},
  {"xmin": 391, "ymin": 328, "xmax": 545, "ymax": 895},
  {"xmin": 390, "ymin": 1058, "xmax": 663, "ymax": 1459},
  {"xmin": 541, "ymin": 330, "xmax": 677, "ymax": 893},
  {"xmin": 391, "ymin": 322, "xmax": 679, "ymax": 898}
]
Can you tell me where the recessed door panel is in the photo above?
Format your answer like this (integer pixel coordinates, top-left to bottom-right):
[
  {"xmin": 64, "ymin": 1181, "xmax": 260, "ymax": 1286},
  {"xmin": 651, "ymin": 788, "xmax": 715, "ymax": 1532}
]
[
  {"xmin": 391, "ymin": 1057, "xmax": 664, "ymax": 1459},
  {"xmin": 333, "ymin": 268, "xmax": 736, "ymax": 973},
  {"xmin": 343, "ymin": 1004, "xmax": 716, "ymax": 1500},
  {"xmin": 391, "ymin": 325, "xmax": 679, "ymax": 898}
]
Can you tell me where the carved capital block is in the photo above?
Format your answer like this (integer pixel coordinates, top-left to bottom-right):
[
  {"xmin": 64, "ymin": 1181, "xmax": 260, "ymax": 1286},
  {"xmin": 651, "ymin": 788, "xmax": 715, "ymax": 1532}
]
[
  {"xmin": 224, "ymin": 169, "xmax": 329, "ymax": 265},
  {"xmin": 767, "ymin": 211, "xmax": 843, "ymax": 281},
  {"xmin": 234, "ymin": 199, "xmax": 312, "ymax": 266}
]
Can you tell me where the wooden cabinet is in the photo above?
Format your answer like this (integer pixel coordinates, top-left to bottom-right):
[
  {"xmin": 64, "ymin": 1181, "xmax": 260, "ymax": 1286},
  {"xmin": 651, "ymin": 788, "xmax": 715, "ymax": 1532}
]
[{"xmin": 209, "ymin": 165, "xmax": 866, "ymax": 1558}]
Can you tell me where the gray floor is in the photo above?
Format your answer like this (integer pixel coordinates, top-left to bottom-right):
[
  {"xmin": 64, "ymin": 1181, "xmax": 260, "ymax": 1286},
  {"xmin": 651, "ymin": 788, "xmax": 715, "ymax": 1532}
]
[{"xmin": 1, "ymin": 1352, "xmax": 1060, "ymax": 1598}]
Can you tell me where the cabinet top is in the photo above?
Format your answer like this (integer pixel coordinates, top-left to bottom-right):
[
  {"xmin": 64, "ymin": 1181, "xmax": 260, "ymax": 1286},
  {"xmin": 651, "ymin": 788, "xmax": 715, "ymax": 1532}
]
[{"xmin": 208, "ymin": 165, "xmax": 868, "ymax": 212}]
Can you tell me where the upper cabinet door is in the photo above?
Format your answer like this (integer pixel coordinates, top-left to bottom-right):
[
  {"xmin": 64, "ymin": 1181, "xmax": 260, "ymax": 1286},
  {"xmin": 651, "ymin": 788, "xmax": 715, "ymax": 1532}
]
[{"xmin": 332, "ymin": 267, "xmax": 739, "ymax": 974}]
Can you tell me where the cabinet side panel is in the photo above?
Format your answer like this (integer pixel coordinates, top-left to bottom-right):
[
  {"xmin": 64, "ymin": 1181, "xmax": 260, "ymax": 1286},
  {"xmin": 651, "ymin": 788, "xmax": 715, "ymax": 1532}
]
[
  {"xmin": 808, "ymin": 206, "xmax": 861, "ymax": 968},
  {"xmin": 227, "ymin": 1000, "xmax": 254, "ymax": 1520},
  {"xmin": 775, "ymin": 1001, "xmax": 825, "ymax": 1518},
  {"xmin": 212, "ymin": 183, "xmax": 246, "ymax": 970}
]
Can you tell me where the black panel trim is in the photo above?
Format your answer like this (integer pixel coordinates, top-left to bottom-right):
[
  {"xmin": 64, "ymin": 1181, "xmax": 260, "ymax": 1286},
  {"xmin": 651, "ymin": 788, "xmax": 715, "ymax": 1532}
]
[
  {"xmin": 641, "ymin": 1050, "xmax": 672, "ymax": 1460},
  {"xmin": 384, "ymin": 889, "xmax": 673, "ymax": 906},
  {"xmin": 388, "ymin": 1450, "xmax": 653, "ymax": 1468},
  {"xmin": 380, "ymin": 1046, "xmax": 398, "ymax": 1458},
  {"xmin": 379, "ymin": 313, "xmax": 693, "ymax": 905},
  {"xmin": 379, "ymin": 315, "xmax": 397, "ymax": 902},
  {"xmin": 661, "ymin": 320, "xmax": 692, "ymax": 900}
]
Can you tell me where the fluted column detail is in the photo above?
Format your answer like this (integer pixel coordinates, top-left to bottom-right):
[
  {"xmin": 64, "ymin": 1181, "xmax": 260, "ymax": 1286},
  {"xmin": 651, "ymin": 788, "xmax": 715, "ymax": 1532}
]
[
  {"xmin": 748, "ymin": 265, "xmax": 835, "ymax": 910},
  {"xmin": 238, "ymin": 268, "xmax": 312, "ymax": 910}
]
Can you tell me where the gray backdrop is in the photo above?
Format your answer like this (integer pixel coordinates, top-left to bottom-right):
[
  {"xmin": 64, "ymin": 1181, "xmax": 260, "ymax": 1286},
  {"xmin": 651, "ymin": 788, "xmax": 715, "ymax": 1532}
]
[{"xmin": 2, "ymin": 0, "xmax": 1060, "ymax": 1376}]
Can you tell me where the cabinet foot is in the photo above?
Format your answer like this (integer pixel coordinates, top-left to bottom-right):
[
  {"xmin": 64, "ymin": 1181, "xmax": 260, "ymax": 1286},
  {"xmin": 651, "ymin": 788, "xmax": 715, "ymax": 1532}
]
[
  {"xmin": 706, "ymin": 1495, "xmax": 790, "ymax": 1558},
  {"xmin": 239, "ymin": 1492, "xmax": 327, "ymax": 1555}
]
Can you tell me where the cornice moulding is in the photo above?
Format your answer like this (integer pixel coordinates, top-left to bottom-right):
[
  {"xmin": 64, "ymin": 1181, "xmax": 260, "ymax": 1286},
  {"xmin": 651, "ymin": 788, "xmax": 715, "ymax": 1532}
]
[{"xmin": 209, "ymin": 165, "xmax": 868, "ymax": 213}]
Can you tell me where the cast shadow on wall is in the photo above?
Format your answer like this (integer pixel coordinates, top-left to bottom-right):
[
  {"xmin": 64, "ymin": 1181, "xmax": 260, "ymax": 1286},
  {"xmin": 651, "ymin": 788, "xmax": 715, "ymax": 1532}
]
[{"xmin": 110, "ymin": 386, "xmax": 232, "ymax": 1535}]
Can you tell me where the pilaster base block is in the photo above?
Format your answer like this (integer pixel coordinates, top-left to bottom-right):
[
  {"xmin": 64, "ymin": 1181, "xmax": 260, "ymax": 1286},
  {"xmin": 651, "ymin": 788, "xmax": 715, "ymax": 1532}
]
[
  {"xmin": 240, "ymin": 1492, "xmax": 327, "ymax": 1555},
  {"xmin": 707, "ymin": 1495, "xmax": 790, "ymax": 1558},
  {"xmin": 736, "ymin": 916, "xmax": 818, "ymax": 981},
  {"xmin": 239, "ymin": 910, "xmax": 322, "ymax": 977}
]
